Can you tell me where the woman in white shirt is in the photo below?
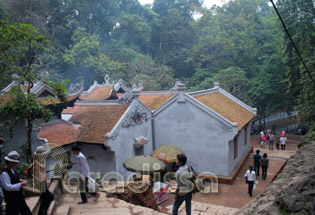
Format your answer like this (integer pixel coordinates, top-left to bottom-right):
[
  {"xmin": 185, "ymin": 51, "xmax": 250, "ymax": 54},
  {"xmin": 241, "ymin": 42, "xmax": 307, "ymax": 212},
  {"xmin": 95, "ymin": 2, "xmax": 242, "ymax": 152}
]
[
  {"xmin": 244, "ymin": 165, "xmax": 256, "ymax": 197},
  {"xmin": 280, "ymin": 136, "xmax": 287, "ymax": 150}
]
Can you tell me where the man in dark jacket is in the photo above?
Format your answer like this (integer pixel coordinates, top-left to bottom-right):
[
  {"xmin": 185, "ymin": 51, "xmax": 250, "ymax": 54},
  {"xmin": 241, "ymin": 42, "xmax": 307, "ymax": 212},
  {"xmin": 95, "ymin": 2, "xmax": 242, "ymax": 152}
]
[
  {"xmin": 1, "ymin": 151, "xmax": 31, "ymax": 215},
  {"xmin": 253, "ymin": 150, "xmax": 261, "ymax": 176}
]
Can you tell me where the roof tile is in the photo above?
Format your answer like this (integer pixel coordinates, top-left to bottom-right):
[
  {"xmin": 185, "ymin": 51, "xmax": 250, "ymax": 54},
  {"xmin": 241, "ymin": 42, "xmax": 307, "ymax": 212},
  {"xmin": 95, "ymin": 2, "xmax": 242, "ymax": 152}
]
[
  {"xmin": 139, "ymin": 94, "xmax": 174, "ymax": 111},
  {"xmin": 79, "ymin": 87, "xmax": 112, "ymax": 100},
  {"xmin": 64, "ymin": 105, "xmax": 130, "ymax": 144},
  {"xmin": 194, "ymin": 92, "xmax": 254, "ymax": 131},
  {"xmin": 40, "ymin": 121, "xmax": 81, "ymax": 146}
]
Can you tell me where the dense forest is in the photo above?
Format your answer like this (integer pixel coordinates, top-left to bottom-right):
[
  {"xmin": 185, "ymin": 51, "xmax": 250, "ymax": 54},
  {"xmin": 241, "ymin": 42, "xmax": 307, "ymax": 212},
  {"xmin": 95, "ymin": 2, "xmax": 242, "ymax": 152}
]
[{"xmin": 0, "ymin": 0, "xmax": 314, "ymax": 132}]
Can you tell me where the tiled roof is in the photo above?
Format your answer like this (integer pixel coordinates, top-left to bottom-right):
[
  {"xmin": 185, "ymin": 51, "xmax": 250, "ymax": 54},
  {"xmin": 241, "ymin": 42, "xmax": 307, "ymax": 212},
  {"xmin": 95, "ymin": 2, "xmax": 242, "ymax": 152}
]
[
  {"xmin": 64, "ymin": 105, "xmax": 130, "ymax": 144},
  {"xmin": 40, "ymin": 121, "xmax": 81, "ymax": 146},
  {"xmin": 62, "ymin": 106, "xmax": 79, "ymax": 114},
  {"xmin": 0, "ymin": 93, "xmax": 12, "ymax": 106},
  {"xmin": 79, "ymin": 87, "xmax": 112, "ymax": 100},
  {"xmin": 139, "ymin": 94, "xmax": 174, "ymax": 111},
  {"xmin": 194, "ymin": 92, "xmax": 254, "ymax": 131},
  {"xmin": 0, "ymin": 88, "xmax": 82, "ymax": 106}
]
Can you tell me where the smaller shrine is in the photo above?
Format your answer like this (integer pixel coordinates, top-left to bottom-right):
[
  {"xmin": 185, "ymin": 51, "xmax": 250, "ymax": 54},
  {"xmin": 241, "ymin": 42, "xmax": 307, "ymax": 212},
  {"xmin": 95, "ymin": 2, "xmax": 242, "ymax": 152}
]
[{"xmin": 39, "ymin": 75, "xmax": 256, "ymax": 182}]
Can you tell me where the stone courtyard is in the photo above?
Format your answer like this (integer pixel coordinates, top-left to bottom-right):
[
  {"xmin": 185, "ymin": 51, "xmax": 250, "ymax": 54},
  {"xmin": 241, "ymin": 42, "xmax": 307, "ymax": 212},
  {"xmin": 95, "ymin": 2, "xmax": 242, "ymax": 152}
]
[{"xmin": 25, "ymin": 134, "xmax": 301, "ymax": 215}]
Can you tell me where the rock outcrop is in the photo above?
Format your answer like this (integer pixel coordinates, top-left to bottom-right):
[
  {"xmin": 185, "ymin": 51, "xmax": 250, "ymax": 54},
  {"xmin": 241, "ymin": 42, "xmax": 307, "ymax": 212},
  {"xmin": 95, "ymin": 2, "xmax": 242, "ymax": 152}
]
[
  {"xmin": 234, "ymin": 141, "xmax": 315, "ymax": 215},
  {"xmin": 106, "ymin": 179, "xmax": 159, "ymax": 211}
]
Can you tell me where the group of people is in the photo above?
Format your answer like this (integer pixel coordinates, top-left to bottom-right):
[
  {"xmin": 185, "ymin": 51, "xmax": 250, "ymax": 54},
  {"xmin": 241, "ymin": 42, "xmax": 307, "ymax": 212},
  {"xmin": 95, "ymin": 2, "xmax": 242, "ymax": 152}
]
[
  {"xmin": 0, "ymin": 141, "xmax": 99, "ymax": 215},
  {"xmin": 260, "ymin": 130, "xmax": 287, "ymax": 151},
  {"xmin": 0, "ymin": 134, "xmax": 287, "ymax": 215},
  {"xmin": 244, "ymin": 150, "xmax": 269, "ymax": 197}
]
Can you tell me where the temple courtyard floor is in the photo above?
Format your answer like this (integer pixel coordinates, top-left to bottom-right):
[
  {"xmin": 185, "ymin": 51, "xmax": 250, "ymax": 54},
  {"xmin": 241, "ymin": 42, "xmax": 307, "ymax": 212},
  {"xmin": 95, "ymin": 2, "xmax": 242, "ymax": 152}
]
[{"xmin": 27, "ymin": 134, "xmax": 302, "ymax": 215}]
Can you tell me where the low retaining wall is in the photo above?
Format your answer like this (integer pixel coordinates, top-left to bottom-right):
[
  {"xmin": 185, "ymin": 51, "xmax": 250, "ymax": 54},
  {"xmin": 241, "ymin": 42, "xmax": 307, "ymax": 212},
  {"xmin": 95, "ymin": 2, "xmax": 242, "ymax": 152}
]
[{"xmin": 28, "ymin": 176, "xmax": 63, "ymax": 215}]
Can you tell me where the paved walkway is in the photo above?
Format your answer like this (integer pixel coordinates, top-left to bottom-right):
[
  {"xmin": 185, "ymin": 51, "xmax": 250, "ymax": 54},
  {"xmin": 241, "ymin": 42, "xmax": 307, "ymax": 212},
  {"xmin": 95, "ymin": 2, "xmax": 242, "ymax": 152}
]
[
  {"xmin": 52, "ymin": 192, "xmax": 237, "ymax": 215},
  {"xmin": 159, "ymin": 134, "xmax": 301, "ymax": 212},
  {"xmin": 49, "ymin": 134, "xmax": 302, "ymax": 215}
]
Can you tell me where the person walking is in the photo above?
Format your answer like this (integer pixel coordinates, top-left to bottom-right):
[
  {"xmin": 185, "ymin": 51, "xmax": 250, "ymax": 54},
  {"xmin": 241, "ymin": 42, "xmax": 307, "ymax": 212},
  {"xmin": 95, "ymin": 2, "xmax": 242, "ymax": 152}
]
[
  {"xmin": 261, "ymin": 153, "xmax": 269, "ymax": 180},
  {"xmin": 261, "ymin": 133, "xmax": 267, "ymax": 149},
  {"xmin": 280, "ymin": 135, "xmax": 287, "ymax": 150},
  {"xmin": 276, "ymin": 140, "xmax": 280, "ymax": 150},
  {"xmin": 259, "ymin": 130, "xmax": 264, "ymax": 145},
  {"xmin": 172, "ymin": 154, "xmax": 192, "ymax": 215},
  {"xmin": 253, "ymin": 150, "xmax": 261, "ymax": 176},
  {"xmin": 268, "ymin": 133, "xmax": 274, "ymax": 151},
  {"xmin": 71, "ymin": 146, "xmax": 99, "ymax": 204},
  {"xmin": 1, "ymin": 151, "xmax": 32, "ymax": 215},
  {"xmin": 244, "ymin": 165, "xmax": 256, "ymax": 197}
]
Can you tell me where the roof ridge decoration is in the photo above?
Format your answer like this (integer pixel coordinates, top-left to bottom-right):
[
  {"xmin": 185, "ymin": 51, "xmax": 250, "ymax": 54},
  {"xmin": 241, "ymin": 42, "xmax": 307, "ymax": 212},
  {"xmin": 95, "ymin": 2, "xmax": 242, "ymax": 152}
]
[
  {"xmin": 188, "ymin": 88, "xmax": 218, "ymax": 97},
  {"xmin": 139, "ymin": 91, "xmax": 174, "ymax": 95},
  {"xmin": 114, "ymin": 79, "xmax": 128, "ymax": 93},
  {"xmin": 122, "ymin": 102, "xmax": 150, "ymax": 128},
  {"xmin": 69, "ymin": 77, "xmax": 84, "ymax": 95},
  {"xmin": 30, "ymin": 80, "xmax": 57, "ymax": 97},
  {"xmin": 132, "ymin": 80, "xmax": 144, "ymax": 91},
  {"xmin": 105, "ymin": 99, "xmax": 151, "ymax": 142},
  {"xmin": 105, "ymin": 74, "xmax": 110, "ymax": 85},
  {"xmin": 1, "ymin": 80, "xmax": 19, "ymax": 96},
  {"xmin": 81, "ymin": 81, "xmax": 98, "ymax": 96},
  {"xmin": 175, "ymin": 81, "xmax": 186, "ymax": 103},
  {"xmin": 118, "ymin": 88, "xmax": 133, "ymax": 104}
]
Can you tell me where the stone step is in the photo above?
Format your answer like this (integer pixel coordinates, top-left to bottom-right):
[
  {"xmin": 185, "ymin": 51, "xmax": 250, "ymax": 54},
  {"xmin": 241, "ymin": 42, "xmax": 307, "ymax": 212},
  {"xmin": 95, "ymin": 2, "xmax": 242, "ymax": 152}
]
[
  {"xmin": 81, "ymin": 208, "xmax": 131, "ymax": 215},
  {"xmin": 47, "ymin": 200, "xmax": 56, "ymax": 215},
  {"xmin": 53, "ymin": 205, "xmax": 70, "ymax": 215},
  {"xmin": 25, "ymin": 196, "xmax": 40, "ymax": 214}
]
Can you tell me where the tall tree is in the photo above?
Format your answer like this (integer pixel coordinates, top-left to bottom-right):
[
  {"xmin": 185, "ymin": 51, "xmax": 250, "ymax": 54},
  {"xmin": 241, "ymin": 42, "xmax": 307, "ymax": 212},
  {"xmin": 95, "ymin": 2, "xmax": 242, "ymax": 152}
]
[
  {"xmin": 0, "ymin": 21, "xmax": 68, "ymax": 162},
  {"xmin": 277, "ymin": 0, "xmax": 315, "ymax": 126},
  {"xmin": 63, "ymin": 27, "xmax": 125, "ymax": 87},
  {"xmin": 152, "ymin": 0, "xmax": 203, "ymax": 78}
]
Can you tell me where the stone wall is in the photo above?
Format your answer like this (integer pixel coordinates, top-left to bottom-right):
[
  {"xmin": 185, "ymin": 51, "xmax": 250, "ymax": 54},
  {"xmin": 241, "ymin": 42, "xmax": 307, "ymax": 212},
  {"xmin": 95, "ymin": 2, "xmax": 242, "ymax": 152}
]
[{"xmin": 234, "ymin": 141, "xmax": 315, "ymax": 215}]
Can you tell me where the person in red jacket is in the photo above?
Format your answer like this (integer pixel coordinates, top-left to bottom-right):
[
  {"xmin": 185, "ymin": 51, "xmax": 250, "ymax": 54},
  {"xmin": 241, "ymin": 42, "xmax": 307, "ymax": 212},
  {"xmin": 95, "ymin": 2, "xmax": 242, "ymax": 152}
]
[{"xmin": 261, "ymin": 133, "xmax": 267, "ymax": 149}]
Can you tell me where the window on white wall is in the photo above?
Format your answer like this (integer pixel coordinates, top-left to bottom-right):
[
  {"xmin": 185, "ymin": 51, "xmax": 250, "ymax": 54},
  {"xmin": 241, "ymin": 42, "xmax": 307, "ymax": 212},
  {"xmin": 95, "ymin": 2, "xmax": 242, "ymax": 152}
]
[
  {"xmin": 244, "ymin": 126, "xmax": 247, "ymax": 145},
  {"xmin": 234, "ymin": 136, "xmax": 238, "ymax": 159}
]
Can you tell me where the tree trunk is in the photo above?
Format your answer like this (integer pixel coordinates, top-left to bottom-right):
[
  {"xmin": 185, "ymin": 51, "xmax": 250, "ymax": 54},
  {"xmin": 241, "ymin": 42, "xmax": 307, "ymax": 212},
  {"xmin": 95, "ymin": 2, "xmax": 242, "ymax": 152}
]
[
  {"xmin": 263, "ymin": 114, "xmax": 266, "ymax": 131},
  {"xmin": 26, "ymin": 0, "xmax": 33, "ymax": 163}
]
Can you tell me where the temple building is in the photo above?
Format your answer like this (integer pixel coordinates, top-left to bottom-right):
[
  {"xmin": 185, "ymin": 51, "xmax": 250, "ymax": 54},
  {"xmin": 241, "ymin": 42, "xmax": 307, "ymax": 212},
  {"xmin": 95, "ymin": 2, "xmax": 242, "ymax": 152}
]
[
  {"xmin": 0, "ymin": 75, "xmax": 83, "ymax": 154},
  {"xmin": 39, "ymin": 75, "xmax": 256, "ymax": 183}
]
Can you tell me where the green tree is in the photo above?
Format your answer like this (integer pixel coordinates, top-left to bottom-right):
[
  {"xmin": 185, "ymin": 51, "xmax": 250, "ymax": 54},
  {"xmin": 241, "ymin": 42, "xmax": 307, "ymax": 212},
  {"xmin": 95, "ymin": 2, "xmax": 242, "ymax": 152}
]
[
  {"xmin": 63, "ymin": 27, "xmax": 125, "ymax": 86},
  {"xmin": 213, "ymin": 67, "xmax": 249, "ymax": 101},
  {"xmin": 0, "ymin": 20, "xmax": 68, "ymax": 162},
  {"xmin": 277, "ymin": 0, "xmax": 315, "ymax": 128},
  {"xmin": 128, "ymin": 53, "xmax": 175, "ymax": 90},
  {"xmin": 152, "ymin": 0, "xmax": 202, "ymax": 78},
  {"xmin": 0, "ymin": 19, "xmax": 47, "ymax": 88}
]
